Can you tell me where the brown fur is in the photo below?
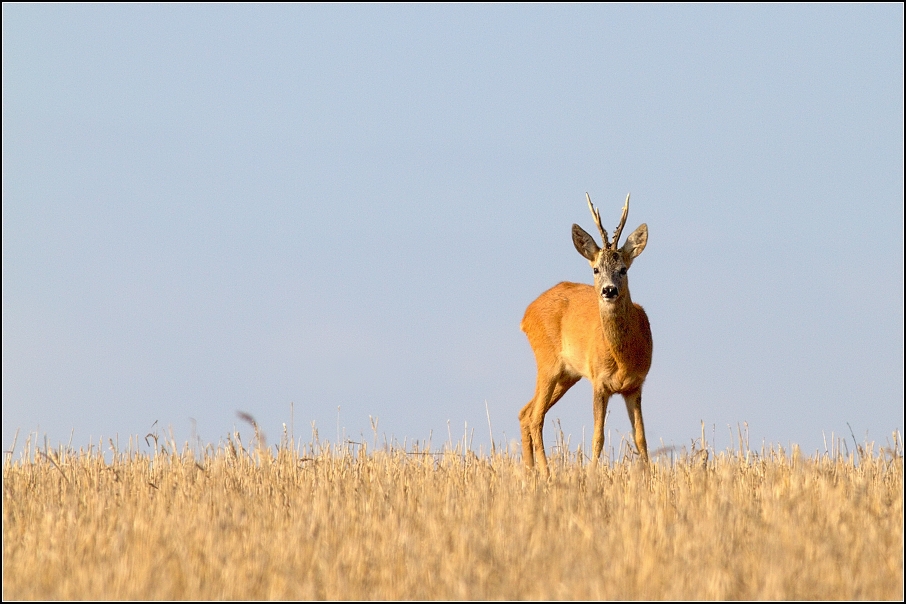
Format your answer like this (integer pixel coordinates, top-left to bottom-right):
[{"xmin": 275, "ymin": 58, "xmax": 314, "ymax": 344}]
[{"xmin": 519, "ymin": 200, "xmax": 653, "ymax": 473}]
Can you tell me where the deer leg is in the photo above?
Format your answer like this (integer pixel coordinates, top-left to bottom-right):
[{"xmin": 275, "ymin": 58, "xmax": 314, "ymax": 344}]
[
  {"xmin": 518, "ymin": 404, "xmax": 539, "ymax": 469},
  {"xmin": 591, "ymin": 389, "xmax": 611, "ymax": 464},
  {"xmin": 624, "ymin": 389, "xmax": 649, "ymax": 464},
  {"xmin": 520, "ymin": 373, "xmax": 577, "ymax": 472},
  {"xmin": 545, "ymin": 377, "xmax": 579, "ymax": 413},
  {"xmin": 520, "ymin": 372, "xmax": 556, "ymax": 469}
]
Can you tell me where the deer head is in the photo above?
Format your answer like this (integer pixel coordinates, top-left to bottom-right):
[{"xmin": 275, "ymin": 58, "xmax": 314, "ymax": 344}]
[{"xmin": 572, "ymin": 193, "xmax": 648, "ymax": 307}]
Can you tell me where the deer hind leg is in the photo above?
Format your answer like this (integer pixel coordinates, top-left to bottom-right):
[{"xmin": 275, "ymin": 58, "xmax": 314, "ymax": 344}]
[
  {"xmin": 591, "ymin": 389, "xmax": 612, "ymax": 464},
  {"xmin": 623, "ymin": 389, "xmax": 649, "ymax": 464},
  {"xmin": 519, "ymin": 372, "xmax": 578, "ymax": 471}
]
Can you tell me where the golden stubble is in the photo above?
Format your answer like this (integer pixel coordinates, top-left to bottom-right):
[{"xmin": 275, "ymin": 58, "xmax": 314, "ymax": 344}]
[{"xmin": 3, "ymin": 432, "xmax": 903, "ymax": 600}]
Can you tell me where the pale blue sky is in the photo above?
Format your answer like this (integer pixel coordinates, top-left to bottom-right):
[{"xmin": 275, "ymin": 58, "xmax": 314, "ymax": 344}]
[{"xmin": 3, "ymin": 4, "xmax": 903, "ymax": 456}]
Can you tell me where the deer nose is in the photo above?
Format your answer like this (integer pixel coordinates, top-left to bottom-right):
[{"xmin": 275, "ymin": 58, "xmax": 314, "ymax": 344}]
[{"xmin": 601, "ymin": 285, "xmax": 619, "ymax": 299}]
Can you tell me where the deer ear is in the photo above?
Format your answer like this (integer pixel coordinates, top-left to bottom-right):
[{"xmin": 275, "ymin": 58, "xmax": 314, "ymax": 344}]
[
  {"xmin": 621, "ymin": 223, "xmax": 648, "ymax": 265},
  {"xmin": 572, "ymin": 224, "xmax": 600, "ymax": 262}
]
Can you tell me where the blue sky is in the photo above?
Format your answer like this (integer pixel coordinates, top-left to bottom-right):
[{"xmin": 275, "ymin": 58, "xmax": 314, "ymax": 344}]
[{"xmin": 3, "ymin": 4, "xmax": 903, "ymax": 457}]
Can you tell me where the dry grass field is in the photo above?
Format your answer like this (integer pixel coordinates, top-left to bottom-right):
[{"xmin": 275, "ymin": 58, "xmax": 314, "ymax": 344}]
[{"xmin": 3, "ymin": 426, "xmax": 903, "ymax": 600}]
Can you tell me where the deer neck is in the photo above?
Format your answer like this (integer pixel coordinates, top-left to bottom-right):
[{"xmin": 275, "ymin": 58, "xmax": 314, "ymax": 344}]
[{"xmin": 598, "ymin": 294, "xmax": 637, "ymax": 351}]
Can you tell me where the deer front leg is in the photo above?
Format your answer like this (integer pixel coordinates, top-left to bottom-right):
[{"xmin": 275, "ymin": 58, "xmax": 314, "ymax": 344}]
[
  {"xmin": 591, "ymin": 389, "xmax": 611, "ymax": 464},
  {"xmin": 624, "ymin": 388, "xmax": 649, "ymax": 464}
]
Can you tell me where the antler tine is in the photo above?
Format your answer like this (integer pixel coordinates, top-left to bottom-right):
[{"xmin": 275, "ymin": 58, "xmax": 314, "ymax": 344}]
[
  {"xmin": 586, "ymin": 192, "xmax": 610, "ymax": 248},
  {"xmin": 611, "ymin": 193, "xmax": 630, "ymax": 249}
]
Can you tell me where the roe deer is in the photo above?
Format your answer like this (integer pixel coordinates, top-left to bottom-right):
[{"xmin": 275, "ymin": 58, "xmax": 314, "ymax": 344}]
[{"xmin": 519, "ymin": 193, "xmax": 652, "ymax": 472}]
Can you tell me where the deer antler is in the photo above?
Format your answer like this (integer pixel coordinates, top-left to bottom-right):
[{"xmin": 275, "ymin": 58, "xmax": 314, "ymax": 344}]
[
  {"xmin": 586, "ymin": 192, "xmax": 610, "ymax": 248},
  {"xmin": 611, "ymin": 193, "xmax": 630, "ymax": 249}
]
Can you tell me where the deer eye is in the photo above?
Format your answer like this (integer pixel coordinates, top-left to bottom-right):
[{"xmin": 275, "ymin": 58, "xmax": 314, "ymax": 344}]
[
  {"xmin": 593, "ymin": 267, "xmax": 600, "ymax": 274},
  {"xmin": 619, "ymin": 267, "xmax": 627, "ymax": 275}
]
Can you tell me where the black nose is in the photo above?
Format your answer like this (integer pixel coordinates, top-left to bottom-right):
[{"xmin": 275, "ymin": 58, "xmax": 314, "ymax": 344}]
[{"xmin": 602, "ymin": 285, "xmax": 619, "ymax": 299}]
